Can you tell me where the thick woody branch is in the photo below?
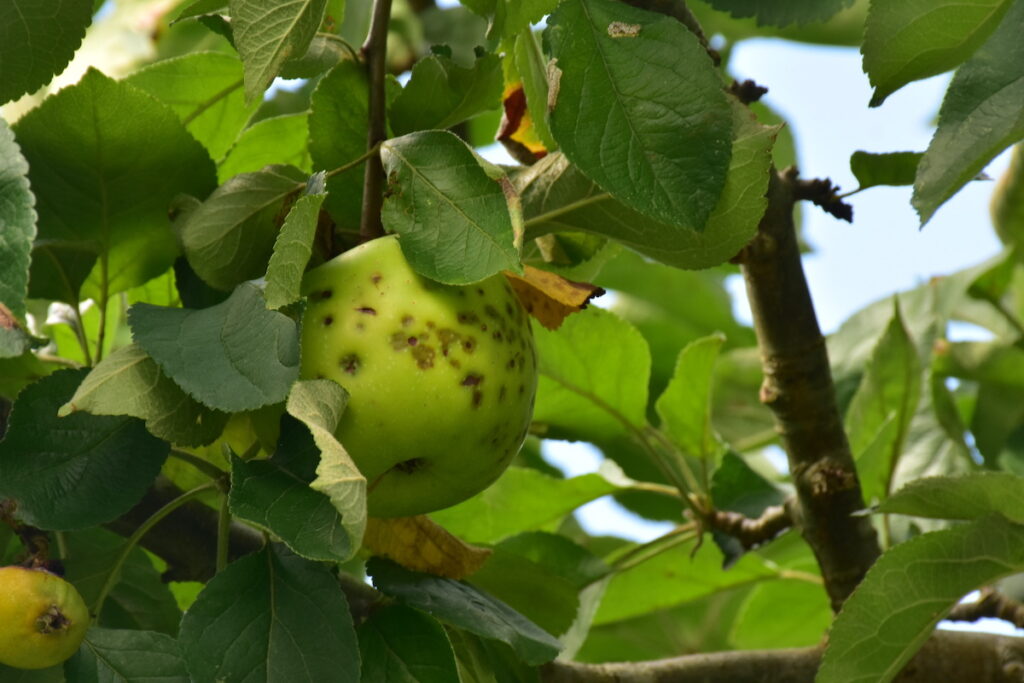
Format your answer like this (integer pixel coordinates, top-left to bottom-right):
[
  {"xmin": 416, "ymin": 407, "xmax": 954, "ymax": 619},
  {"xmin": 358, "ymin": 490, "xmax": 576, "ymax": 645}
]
[
  {"xmin": 541, "ymin": 631, "xmax": 1024, "ymax": 682},
  {"xmin": 948, "ymin": 589, "xmax": 1024, "ymax": 629},
  {"xmin": 737, "ymin": 168, "xmax": 880, "ymax": 610},
  {"xmin": 358, "ymin": 0, "xmax": 393, "ymax": 242}
]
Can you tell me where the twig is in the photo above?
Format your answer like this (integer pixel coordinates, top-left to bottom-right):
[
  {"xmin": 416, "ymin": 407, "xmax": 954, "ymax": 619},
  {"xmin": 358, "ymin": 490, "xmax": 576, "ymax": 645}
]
[
  {"xmin": 789, "ymin": 167, "xmax": 854, "ymax": 222},
  {"xmin": 358, "ymin": 0, "xmax": 393, "ymax": 242},
  {"xmin": 730, "ymin": 79, "xmax": 769, "ymax": 105},
  {"xmin": 704, "ymin": 503, "xmax": 793, "ymax": 550},
  {"xmin": 736, "ymin": 169, "xmax": 880, "ymax": 611}
]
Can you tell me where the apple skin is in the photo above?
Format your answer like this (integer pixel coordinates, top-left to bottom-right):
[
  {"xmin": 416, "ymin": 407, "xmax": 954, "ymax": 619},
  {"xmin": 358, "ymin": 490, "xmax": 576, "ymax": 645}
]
[
  {"xmin": 300, "ymin": 236, "xmax": 538, "ymax": 517},
  {"xmin": 0, "ymin": 566, "xmax": 89, "ymax": 670}
]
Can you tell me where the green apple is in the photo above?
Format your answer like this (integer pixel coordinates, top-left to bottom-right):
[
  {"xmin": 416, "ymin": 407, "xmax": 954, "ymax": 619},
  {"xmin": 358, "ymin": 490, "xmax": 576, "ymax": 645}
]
[
  {"xmin": 300, "ymin": 236, "xmax": 537, "ymax": 517},
  {"xmin": 0, "ymin": 566, "xmax": 89, "ymax": 669}
]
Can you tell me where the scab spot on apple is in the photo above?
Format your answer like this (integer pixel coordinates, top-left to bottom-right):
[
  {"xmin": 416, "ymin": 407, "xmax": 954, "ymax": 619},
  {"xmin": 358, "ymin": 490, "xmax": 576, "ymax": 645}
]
[
  {"xmin": 340, "ymin": 354, "xmax": 360, "ymax": 375},
  {"xmin": 323, "ymin": 315, "xmax": 334, "ymax": 326},
  {"xmin": 318, "ymin": 289, "xmax": 333, "ymax": 300},
  {"xmin": 472, "ymin": 389, "xmax": 483, "ymax": 408},
  {"xmin": 394, "ymin": 457, "xmax": 426, "ymax": 474},
  {"xmin": 356, "ymin": 306, "xmax": 377, "ymax": 315},
  {"xmin": 461, "ymin": 373, "xmax": 483, "ymax": 386},
  {"xmin": 457, "ymin": 311, "xmax": 479, "ymax": 325},
  {"xmin": 401, "ymin": 315, "xmax": 414, "ymax": 327},
  {"xmin": 411, "ymin": 344, "xmax": 435, "ymax": 369}
]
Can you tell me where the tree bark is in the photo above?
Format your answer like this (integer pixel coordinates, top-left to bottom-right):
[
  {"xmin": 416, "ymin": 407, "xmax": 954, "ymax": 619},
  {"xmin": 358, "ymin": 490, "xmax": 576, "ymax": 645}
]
[
  {"xmin": 542, "ymin": 631, "xmax": 1024, "ymax": 682},
  {"xmin": 737, "ymin": 168, "xmax": 880, "ymax": 610}
]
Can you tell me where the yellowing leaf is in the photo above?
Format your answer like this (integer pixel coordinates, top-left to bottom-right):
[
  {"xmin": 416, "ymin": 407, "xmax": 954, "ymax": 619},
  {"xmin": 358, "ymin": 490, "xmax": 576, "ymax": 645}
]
[
  {"xmin": 498, "ymin": 83, "xmax": 549, "ymax": 165},
  {"xmin": 364, "ymin": 516, "xmax": 492, "ymax": 580},
  {"xmin": 504, "ymin": 265, "xmax": 605, "ymax": 330}
]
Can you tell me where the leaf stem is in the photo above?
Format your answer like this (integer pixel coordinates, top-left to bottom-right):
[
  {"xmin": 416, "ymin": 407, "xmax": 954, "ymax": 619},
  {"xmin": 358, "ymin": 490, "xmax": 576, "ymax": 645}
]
[
  {"xmin": 169, "ymin": 448, "xmax": 228, "ymax": 480},
  {"xmin": 607, "ymin": 523, "xmax": 698, "ymax": 575},
  {"xmin": 522, "ymin": 193, "xmax": 611, "ymax": 238},
  {"xmin": 70, "ymin": 301, "xmax": 93, "ymax": 367},
  {"xmin": 358, "ymin": 0, "xmax": 393, "ymax": 242},
  {"xmin": 326, "ymin": 141, "xmax": 383, "ymax": 180},
  {"xmin": 94, "ymin": 259, "xmax": 110, "ymax": 363},
  {"xmin": 182, "ymin": 79, "xmax": 244, "ymax": 127},
  {"xmin": 217, "ymin": 490, "xmax": 231, "ymax": 573},
  {"xmin": 92, "ymin": 481, "xmax": 219, "ymax": 619}
]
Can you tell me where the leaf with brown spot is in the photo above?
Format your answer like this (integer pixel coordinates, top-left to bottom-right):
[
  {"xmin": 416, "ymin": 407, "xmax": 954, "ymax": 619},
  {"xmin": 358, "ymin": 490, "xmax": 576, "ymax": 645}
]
[
  {"xmin": 498, "ymin": 83, "xmax": 549, "ymax": 165},
  {"xmin": 364, "ymin": 515, "xmax": 491, "ymax": 579},
  {"xmin": 504, "ymin": 265, "xmax": 604, "ymax": 330}
]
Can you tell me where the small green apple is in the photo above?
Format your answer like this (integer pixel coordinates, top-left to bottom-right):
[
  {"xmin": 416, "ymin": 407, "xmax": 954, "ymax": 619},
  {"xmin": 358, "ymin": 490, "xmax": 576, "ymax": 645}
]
[
  {"xmin": 0, "ymin": 566, "xmax": 89, "ymax": 669},
  {"xmin": 300, "ymin": 236, "xmax": 538, "ymax": 517}
]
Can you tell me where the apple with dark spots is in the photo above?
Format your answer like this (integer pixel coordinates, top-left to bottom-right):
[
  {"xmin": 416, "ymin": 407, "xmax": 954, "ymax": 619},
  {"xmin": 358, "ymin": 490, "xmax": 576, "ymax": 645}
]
[
  {"xmin": 300, "ymin": 236, "xmax": 538, "ymax": 517},
  {"xmin": 0, "ymin": 566, "xmax": 89, "ymax": 669}
]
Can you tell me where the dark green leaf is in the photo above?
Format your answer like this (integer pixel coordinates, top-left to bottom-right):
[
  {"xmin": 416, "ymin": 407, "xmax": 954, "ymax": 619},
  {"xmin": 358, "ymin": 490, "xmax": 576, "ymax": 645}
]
[
  {"xmin": 179, "ymin": 164, "xmax": 307, "ymax": 291},
  {"xmin": 125, "ymin": 52, "xmax": 257, "ymax": 161},
  {"xmin": 64, "ymin": 528, "xmax": 182, "ymax": 636},
  {"xmin": 849, "ymin": 151, "xmax": 922, "ymax": 190},
  {"xmin": 0, "ymin": 0, "xmax": 91, "ymax": 104},
  {"xmin": 0, "ymin": 119, "xmax": 35, "ymax": 322},
  {"xmin": 545, "ymin": 0, "xmax": 731, "ymax": 230},
  {"xmin": 729, "ymin": 579, "xmax": 831, "ymax": 648},
  {"xmin": 0, "ymin": 369, "xmax": 168, "ymax": 530},
  {"xmin": 14, "ymin": 69, "xmax": 216, "ymax": 303},
  {"xmin": 446, "ymin": 628, "xmax": 541, "ymax": 683},
  {"xmin": 431, "ymin": 467, "xmax": 626, "ymax": 544},
  {"xmin": 230, "ymin": 0, "xmax": 328, "ymax": 101},
  {"xmin": 819, "ymin": 515, "xmax": 1024, "ymax": 683},
  {"xmin": 358, "ymin": 605, "xmax": 459, "ymax": 683},
  {"xmin": 219, "ymin": 113, "xmax": 312, "ymax": 182},
  {"xmin": 265, "ymin": 173, "xmax": 327, "ymax": 309},
  {"xmin": 129, "ymin": 284, "xmax": 300, "ymax": 412},
  {"xmin": 179, "ymin": 544, "xmax": 359, "ymax": 682},
  {"xmin": 863, "ymin": 0, "xmax": 1013, "ymax": 107},
  {"xmin": 308, "ymin": 60, "xmax": 368, "ymax": 231},
  {"xmin": 913, "ymin": 0, "xmax": 1024, "ymax": 224},
  {"xmin": 519, "ymin": 101, "xmax": 775, "ymax": 269},
  {"xmin": 66, "ymin": 628, "xmax": 189, "ymax": 682},
  {"xmin": 381, "ymin": 131, "xmax": 520, "ymax": 284},
  {"xmin": 230, "ymin": 454, "xmax": 351, "ymax": 562},
  {"xmin": 280, "ymin": 33, "xmax": 348, "ymax": 79},
  {"xmin": 0, "ymin": 664, "xmax": 62, "ymax": 681},
  {"xmin": 703, "ymin": 0, "xmax": 854, "ymax": 26},
  {"xmin": 367, "ymin": 557, "xmax": 562, "ymax": 665},
  {"xmin": 532, "ymin": 307, "xmax": 649, "ymax": 441},
  {"xmin": 59, "ymin": 343, "xmax": 229, "ymax": 447},
  {"xmin": 390, "ymin": 52, "xmax": 503, "ymax": 135},
  {"xmin": 878, "ymin": 472, "xmax": 1024, "ymax": 522}
]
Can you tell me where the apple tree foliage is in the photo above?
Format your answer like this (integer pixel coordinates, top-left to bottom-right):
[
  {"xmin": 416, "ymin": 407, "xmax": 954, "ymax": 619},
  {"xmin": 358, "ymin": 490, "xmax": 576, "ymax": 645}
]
[{"xmin": 1, "ymin": 0, "xmax": 1024, "ymax": 681}]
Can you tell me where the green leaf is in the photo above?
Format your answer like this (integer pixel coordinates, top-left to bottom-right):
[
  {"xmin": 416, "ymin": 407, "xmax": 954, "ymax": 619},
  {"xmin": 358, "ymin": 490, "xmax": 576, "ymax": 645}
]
[
  {"xmin": 358, "ymin": 605, "xmax": 459, "ymax": 683},
  {"xmin": 655, "ymin": 334, "xmax": 726, "ymax": 462},
  {"xmin": 129, "ymin": 284, "xmax": 300, "ymax": 412},
  {"xmin": 390, "ymin": 51, "xmax": 503, "ymax": 135},
  {"xmin": 545, "ymin": 0, "xmax": 732, "ymax": 230},
  {"xmin": 844, "ymin": 299, "xmax": 921, "ymax": 502},
  {"xmin": 0, "ymin": 664, "xmax": 62, "ymax": 682},
  {"xmin": 703, "ymin": 0, "xmax": 855, "ymax": 26},
  {"xmin": 991, "ymin": 144, "xmax": 1024, "ymax": 246},
  {"xmin": 179, "ymin": 164, "xmax": 307, "ymax": 291},
  {"xmin": 446, "ymin": 628, "xmax": 541, "ymax": 683},
  {"xmin": 64, "ymin": 528, "xmax": 182, "ymax": 636},
  {"xmin": 729, "ymin": 580, "xmax": 831, "ymax": 649},
  {"xmin": 862, "ymin": 0, "xmax": 1013, "ymax": 107},
  {"xmin": 877, "ymin": 472, "xmax": 1024, "ymax": 523},
  {"xmin": 913, "ymin": 0, "xmax": 1024, "ymax": 224},
  {"xmin": 67, "ymin": 628, "xmax": 189, "ymax": 682},
  {"xmin": 125, "ymin": 52, "xmax": 257, "ymax": 162},
  {"xmin": 849, "ymin": 151, "xmax": 922, "ymax": 190},
  {"xmin": 265, "ymin": 173, "xmax": 327, "ymax": 309},
  {"xmin": 0, "ymin": 0, "xmax": 92, "ymax": 105},
  {"xmin": 367, "ymin": 557, "xmax": 562, "ymax": 666},
  {"xmin": 279, "ymin": 33, "xmax": 348, "ymax": 79},
  {"xmin": 59, "ymin": 343, "xmax": 229, "ymax": 447},
  {"xmin": 0, "ymin": 369, "xmax": 168, "ymax": 530},
  {"xmin": 308, "ymin": 60, "xmax": 368, "ymax": 231},
  {"xmin": 14, "ymin": 69, "xmax": 217, "ymax": 303},
  {"xmin": 0, "ymin": 119, "xmax": 36, "ymax": 322},
  {"xmin": 229, "ymin": 454, "xmax": 351, "ymax": 562},
  {"xmin": 511, "ymin": 29, "xmax": 557, "ymax": 151},
  {"xmin": 179, "ymin": 544, "xmax": 360, "ymax": 682},
  {"xmin": 381, "ymin": 131, "xmax": 520, "ymax": 284},
  {"xmin": 219, "ymin": 113, "xmax": 312, "ymax": 182},
  {"xmin": 230, "ymin": 0, "xmax": 328, "ymax": 101},
  {"xmin": 286, "ymin": 379, "xmax": 367, "ymax": 555},
  {"xmin": 518, "ymin": 101, "xmax": 775, "ymax": 269},
  {"xmin": 818, "ymin": 515, "xmax": 1024, "ymax": 683},
  {"xmin": 594, "ymin": 537, "xmax": 778, "ymax": 624},
  {"xmin": 431, "ymin": 467, "xmax": 626, "ymax": 544},
  {"xmin": 531, "ymin": 307, "xmax": 649, "ymax": 441}
]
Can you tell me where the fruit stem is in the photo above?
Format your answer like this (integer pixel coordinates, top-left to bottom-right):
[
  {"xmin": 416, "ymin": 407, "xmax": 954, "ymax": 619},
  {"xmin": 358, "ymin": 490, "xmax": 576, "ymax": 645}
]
[
  {"xmin": 358, "ymin": 0, "xmax": 393, "ymax": 242},
  {"xmin": 92, "ymin": 481, "xmax": 219, "ymax": 619}
]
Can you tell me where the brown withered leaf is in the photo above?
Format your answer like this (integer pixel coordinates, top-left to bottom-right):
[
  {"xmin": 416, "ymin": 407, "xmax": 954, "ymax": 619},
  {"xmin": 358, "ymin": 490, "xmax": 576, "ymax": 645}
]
[
  {"xmin": 505, "ymin": 265, "xmax": 605, "ymax": 330},
  {"xmin": 498, "ymin": 83, "xmax": 548, "ymax": 166},
  {"xmin": 363, "ymin": 515, "xmax": 491, "ymax": 580}
]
